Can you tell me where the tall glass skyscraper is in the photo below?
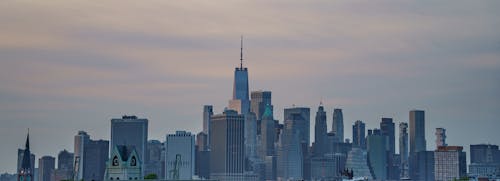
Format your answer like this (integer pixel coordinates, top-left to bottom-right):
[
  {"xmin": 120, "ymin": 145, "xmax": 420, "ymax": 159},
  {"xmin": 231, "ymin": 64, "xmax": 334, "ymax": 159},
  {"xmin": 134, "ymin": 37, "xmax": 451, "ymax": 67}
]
[
  {"xmin": 250, "ymin": 91, "xmax": 272, "ymax": 120},
  {"xmin": 314, "ymin": 104, "xmax": 327, "ymax": 157},
  {"xmin": 410, "ymin": 110, "xmax": 426, "ymax": 153},
  {"xmin": 228, "ymin": 38, "xmax": 250, "ymax": 115},
  {"xmin": 332, "ymin": 109, "xmax": 344, "ymax": 143},
  {"xmin": 165, "ymin": 131, "xmax": 195, "ymax": 180},
  {"xmin": 352, "ymin": 120, "xmax": 366, "ymax": 149}
]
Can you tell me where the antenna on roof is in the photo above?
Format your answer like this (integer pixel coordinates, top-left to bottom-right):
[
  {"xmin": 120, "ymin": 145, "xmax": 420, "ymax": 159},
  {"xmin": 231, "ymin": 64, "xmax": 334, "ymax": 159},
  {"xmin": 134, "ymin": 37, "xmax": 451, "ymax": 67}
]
[{"xmin": 240, "ymin": 35, "xmax": 243, "ymax": 69}]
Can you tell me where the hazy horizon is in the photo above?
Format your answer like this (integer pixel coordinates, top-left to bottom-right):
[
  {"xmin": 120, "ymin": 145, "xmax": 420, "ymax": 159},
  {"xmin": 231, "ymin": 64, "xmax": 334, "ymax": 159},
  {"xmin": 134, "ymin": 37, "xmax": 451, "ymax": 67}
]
[{"xmin": 1, "ymin": 0, "xmax": 499, "ymax": 173}]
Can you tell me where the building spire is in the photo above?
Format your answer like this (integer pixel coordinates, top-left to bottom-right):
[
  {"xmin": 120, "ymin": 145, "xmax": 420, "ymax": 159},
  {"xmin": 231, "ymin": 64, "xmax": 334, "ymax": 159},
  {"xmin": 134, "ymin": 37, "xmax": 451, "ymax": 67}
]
[{"xmin": 240, "ymin": 36, "xmax": 243, "ymax": 69}]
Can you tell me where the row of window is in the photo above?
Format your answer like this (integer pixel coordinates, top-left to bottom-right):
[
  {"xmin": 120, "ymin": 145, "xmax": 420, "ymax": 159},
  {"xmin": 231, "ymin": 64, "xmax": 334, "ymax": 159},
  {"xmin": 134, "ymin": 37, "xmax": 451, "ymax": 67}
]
[{"xmin": 109, "ymin": 177, "xmax": 139, "ymax": 180}]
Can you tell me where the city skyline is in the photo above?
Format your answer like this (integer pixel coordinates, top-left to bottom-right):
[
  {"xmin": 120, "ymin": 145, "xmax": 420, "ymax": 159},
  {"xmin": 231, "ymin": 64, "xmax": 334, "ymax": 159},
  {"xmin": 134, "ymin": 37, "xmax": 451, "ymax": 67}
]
[{"xmin": 1, "ymin": 0, "xmax": 500, "ymax": 175}]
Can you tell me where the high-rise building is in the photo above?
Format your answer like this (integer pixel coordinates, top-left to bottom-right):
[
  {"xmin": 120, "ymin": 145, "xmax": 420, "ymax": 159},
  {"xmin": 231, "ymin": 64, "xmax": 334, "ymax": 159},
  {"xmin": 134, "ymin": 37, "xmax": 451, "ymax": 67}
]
[
  {"xmin": 209, "ymin": 109, "xmax": 245, "ymax": 179},
  {"xmin": 144, "ymin": 140, "xmax": 163, "ymax": 179},
  {"xmin": 202, "ymin": 105, "xmax": 213, "ymax": 145},
  {"xmin": 53, "ymin": 150, "xmax": 73, "ymax": 181},
  {"xmin": 367, "ymin": 129, "xmax": 388, "ymax": 180},
  {"xmin": 332, "ymin": 109, "xmax": 344, "ymax": 143},
  {"xmin": 399, "ymin": 122, "xmax": 409, "ymax": 179},
  {"xmin": 410, "ymin": 110, "xmax": 426, "ymax": 153},
  {"xmin": 468, "ymin": 144, "xmax": 499, "ymax": 179},
  {"xmin": 111, "ymin": 115, "xmax": 148, "ymax": 175},
  {"xmin": 310, "ymin": 157, "xmax": 337, "ymax": 180},
  {"xmin": 228, "ymin": 38, "xmax": 250, "ymax": 115},
  {"xmin": 244, "ymin": 112, "xmax": 258, "ymax": 165},
  {"xmin": 413, "ymin": 151, "xmax": 435, "ymax": 181},
  {"xmin": 284, "ymin": 107, "xmax": 311, "ymax": 180},
  {"xmin": 410, "ymin": 110, "xmax": 426, "ymax": 180},
  {"xmin": 250, "ymin": 91, "xmax": 272, "ymax": 120},
  {"xmin": 38, "ymin": 156, "xmax": 55, "ymax": 181},
  {"xmin": 104, "ymin": 145, "xmax": 142, "ymax": 181},
  {"xmin": 313, "ymin": 104, "xmax": 327, "ymax": 157},
  {"xmin": 195, "ymin": 132, "xmax": 210, "ymax": 179},
  {"xmin": 165, "ymin": 131, "xmax": 195, "ymax": 180},
  {"xmin": 18, "ymin": 133, "xmax": 34, "ymax": 181},
  {"xmin": 259, "ymin": 104, "xmax": 276, "ymax": 158},
  {"xmin": 277, "ymin": 118, "xmax": 304, "ymax": 180},
  {"xmin": 380, "ymin": 118, "xmax": 395, "ymax": 155},
  {"xmin": 352, "ymin": 120, "xmax": 366, "ymax": 149},
  {"xmin": 380, "ymin": 117, "xmax": 396, "ymax": 179},
  {"xmin": 435, "ymin": 128, "xmax": 447, "ymax": 148},
  {"xmin": 434, "ymin": 146, "xmax": 466, "ymax": 181},
  {"xmin": 73, "ymin": 131, "xmax": 109, "ymax": 181}
]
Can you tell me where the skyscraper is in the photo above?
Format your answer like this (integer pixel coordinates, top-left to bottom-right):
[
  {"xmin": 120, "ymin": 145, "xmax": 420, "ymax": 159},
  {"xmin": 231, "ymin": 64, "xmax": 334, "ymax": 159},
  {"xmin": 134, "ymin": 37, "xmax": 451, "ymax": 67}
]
[
  {"xmin": 195, "ymin": 132, "xmax": 210, "ymax": 179},
  {"xmin": 250, "ymin": 91, "xmax": 272, "ymax": 120},
  {"xmin": 468, "ymin": 144, "xmax": 500, "ymax": 179},
  {"xmin": 435, "ymin": 128, "xmax": 447, "ymax": 148},
  {"xmin": 18, "ymin": 132, "xmax": 33, "ymax": 181},
  {"xmin": 209, "ymin": 109, "xmax": 245, "ymax": 179},
  {"xmin": 367, "ymin": 129, "xmax": 388, "ymax": 180},
  {"xmin": 380, "ymin": 118, "xmax": 395, "ymax": 155},
  {"xmin": 73, "ymin": 131, "xmax": 109, "ymax": 181},
  {"xmin": 313, "ymin": 104, "xmax": 327, "ymax": 157},
  {"xmin": 283, "ymin": 107, "xmax": 311, "ymax": 180},
  {"xmin": 110, "ymin": 115, "xmax": 148, "ymax": 175},
  {"xmin": 53, "ymin": 150, "xmax": 74, "ymax": 181},
  {"xmin": 410, "ymin": 110, "xmax": 426, "ymax": 153},
  {"xmin": 399, "ymin": 122, "xmax": 409, "ymax": 179},
  {"xmin": 410, "ymin": 110, "xmax": 426, "ymax": 180},
  {"xmin": 332, "ymin": 109, "xmax": 344, "ymax": 143},
  {"xmin": 352, "ymin": 120, "xmax": 366, "ymax": 149},
  {"xmin": 260, "ymin": 104, "xmax": 276, "ymax": 157},
  {"xmin": 202, "ymin": 105, "xmax": 213, "ymax": 145},
  {"xmin": 228, "ymin": 38, "xmax": 250, "ymax": 115},
  {"xmin": 277, "ymin": 118, "xmax": 304, "ymax": 180},
  {"xmin": 38, "ymin": 156, "xmax": 55, "ymax": 181},
  {"xmin": 434, "ymin": 146, "xmax": 466, "ymax": 181},
  {"xmin": 165, "ymin": 131, "xmax": 195, "ymax": 180}
]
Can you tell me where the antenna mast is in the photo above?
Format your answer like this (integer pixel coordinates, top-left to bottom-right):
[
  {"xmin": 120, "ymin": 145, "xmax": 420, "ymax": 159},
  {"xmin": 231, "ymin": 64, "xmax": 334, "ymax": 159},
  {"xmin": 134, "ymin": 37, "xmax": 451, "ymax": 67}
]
[{"xmin": 240, "ymin": 36, "xmax": 243, "ymax": 69}]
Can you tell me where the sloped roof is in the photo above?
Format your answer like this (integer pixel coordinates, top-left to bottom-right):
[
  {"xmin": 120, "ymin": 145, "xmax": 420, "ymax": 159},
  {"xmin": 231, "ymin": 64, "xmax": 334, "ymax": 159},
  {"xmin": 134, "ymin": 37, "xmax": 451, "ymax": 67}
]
[{"xmin": 116, "ymin": 145, "xmax": 137, "ymax": 161}]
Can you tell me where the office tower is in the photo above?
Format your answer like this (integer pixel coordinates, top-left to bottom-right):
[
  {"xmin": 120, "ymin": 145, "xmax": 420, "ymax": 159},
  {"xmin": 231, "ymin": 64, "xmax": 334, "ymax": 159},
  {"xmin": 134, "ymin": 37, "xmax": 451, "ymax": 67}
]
[
  {"xmin": 111, "ymin": 115, "xmax": 148, "ymax": 175},
  {"xmin": 244, "ymin": 112, "xmax": 258, "ymax": 164},
  {"xmin": 434, "ymin": 146, "xmax": 466, "ymax": 181},
  {"xmin": 345, "ymin": 148, "xmax": 373, "ymax": 179},
  {"xmin": 380, "ymin": 118, "xmax": 396, "ymax": 179},
  {"xmin": 469, "ymin": 144, "xmax": 499, "ymax": 179},
  {"xmin": 195, "ymin": 132, "xmax": 210, "ymax": 179},
  {"xmin": 332, "ymin": 109, "xmax": 344, "ymax": 143},
  {"xmin": 260, "ymin": 104, "xmax": 276, "ymax": 158},
  {"xmin": 435, "ymin": 128, "xmax": 447, "ymax": 148},
  {"xmin": 277, "ymin": 118, "xmax": 304, "ymax": 180},
  {"xmin": 410, "ymin": 110, "xmax": 426, "ymax": 180},
  {"xmin": 413, "ymin": 151, "xmax": 435, "ymax": 181},
  {"xmin": 352, "ymin": 120, "xmax": 366, "ymax": 149},
  {"xmin": 38, "ymin": 156, "xmax": 55, "ymax": 181},
  {"xmin": 105, "ymin": 145, "xmax": 142, "ymax": 181},
  {"xmin": 313, "ymin": 104, "xmax": 327, "ymax": 157},
  {"xmin": 283, "ymin": 107, "xmax": 310, "ymax": 147},
  {"xmin": 18, "ymin": 133, "xmax": 34, "ymax": 181},
  {"xmin": 57, "ymin": 150, "xmax": 73, "ymax": 171},
  {"xmin": 367, "ymin": 129, "xmax": 388, "ymax": 180},
  {"xmin": 202, "ymin": 105, "xmax": 213, "ymax": 145},
  {"xmin": 264, "ymin": 156, "xmax": 277, "ymax": 181},
  {"xmin": 73, "ymin": 131, "xmax": 109, "ymax": 181},
  {"xmin": 165, "ymin": 131, "xmax": 195, "ymax": 180},
  {"xmin": 250, "ymin": 91, "xmax": 272, "ymax": 120},
  {"xmin": 144, "ymin": 140, "xmax": 163, "ymax": 179},
  {"xmin": 209, "ymin": 109, "xmax": 245, "ymax": 179},
  {"xmin": 399, "ymin": 122, "xmax": 409, "ymax": 179},
  {"xmin": 53, "ymin": 150, "xmax": 73, "ymax": 181},
  {"xmin": 284, "ymin": 107, "xmax": 311, "ymax": 180},
  {"xmin": 380, "ymin": 118, "xmax": 395, "ymax": 155},
  {"xmin": 410, "ymin": 110, "xmax": 426, "ymax": 153},
  {"xmin": 228, "ymin": 38, "xmax": 250, "ymax": 115}
]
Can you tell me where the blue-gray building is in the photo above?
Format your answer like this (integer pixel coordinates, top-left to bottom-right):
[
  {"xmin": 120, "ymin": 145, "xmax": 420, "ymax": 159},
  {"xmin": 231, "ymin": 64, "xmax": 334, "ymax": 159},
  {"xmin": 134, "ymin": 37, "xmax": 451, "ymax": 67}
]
[
  {"xmin": 352, "ymin": 120, "xmax": 366, "ymax": 149},
  {"xmin": 332, "ymin": 109, "xmax": 344, "ymax": 143},
  {"xmin": 367, "ymin": 129, "xmax": 388, "ymax": 180},
  {"xmin": 313, "ymin": 104, "xmax": 327, "ymax": 157}
]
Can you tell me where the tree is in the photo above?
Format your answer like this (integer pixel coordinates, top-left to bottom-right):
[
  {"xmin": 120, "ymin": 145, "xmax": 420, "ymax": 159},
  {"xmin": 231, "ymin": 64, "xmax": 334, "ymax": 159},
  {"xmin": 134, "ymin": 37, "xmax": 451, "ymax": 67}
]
[{"xmin": 144, "ymin": 174, "xmax": 158, "ymax": 180}]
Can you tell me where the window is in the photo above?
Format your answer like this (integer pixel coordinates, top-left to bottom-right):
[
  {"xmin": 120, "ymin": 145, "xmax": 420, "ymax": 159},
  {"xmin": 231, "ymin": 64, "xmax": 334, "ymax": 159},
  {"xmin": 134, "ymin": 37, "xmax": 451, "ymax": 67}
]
[
  {"xmin": 112, "ymin": 156, "xmax": 119, "ymax": 166},
  {"xmin": 117, "ymin": 177, "xmax": 119, "ymax": 180}
]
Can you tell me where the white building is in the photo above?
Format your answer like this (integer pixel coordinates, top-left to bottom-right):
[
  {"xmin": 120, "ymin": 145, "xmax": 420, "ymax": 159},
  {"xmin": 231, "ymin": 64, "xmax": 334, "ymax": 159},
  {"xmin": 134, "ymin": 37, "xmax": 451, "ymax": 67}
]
[
  {"xmin": 104, "ymin": 145, "xmax": 142, "ymax": 181},
  {"xmin": 165, "ymin": 131, "xmax": 195, "ymax": 180}
]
